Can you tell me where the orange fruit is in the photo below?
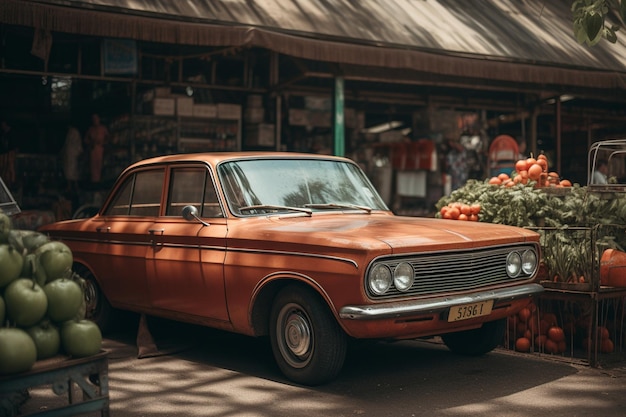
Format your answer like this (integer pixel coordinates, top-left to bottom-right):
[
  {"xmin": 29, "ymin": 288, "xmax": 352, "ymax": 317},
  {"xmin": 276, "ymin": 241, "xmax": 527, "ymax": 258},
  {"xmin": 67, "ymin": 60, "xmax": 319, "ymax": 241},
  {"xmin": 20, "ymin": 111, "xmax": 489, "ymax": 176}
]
[
  {"xmin": 537, "ymin": 158, "xmax": 548, "ymax": 172},
  {"xmin": 515, "ymin": 337, "xmax": 531, "ymax": 352},
  {"xmin": 498, "ymin": 173, "xmax": 510, "ymax": 182},
  {"xmin": 601, "ymin": 338, "xmax": 614, "ymax": 353},
  {"xmin": 528, "ymin": 163, "xmax": 543, "ymax": 181},
  {"xmin": 548, "ymin": 326, "xmax": 565, "ymax": 342},
  {"xmin": 518, "ymin": 307, "xmax": 532, "ymax": 323}
]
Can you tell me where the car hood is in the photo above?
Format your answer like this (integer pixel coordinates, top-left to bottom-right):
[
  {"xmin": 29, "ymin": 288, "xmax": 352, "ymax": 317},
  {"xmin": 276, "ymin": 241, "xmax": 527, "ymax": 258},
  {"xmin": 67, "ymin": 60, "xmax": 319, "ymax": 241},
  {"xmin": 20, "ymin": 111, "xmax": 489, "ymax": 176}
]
[{"xmin": 232, "ymin": 213, "xmax": 539, "ymax": 254}]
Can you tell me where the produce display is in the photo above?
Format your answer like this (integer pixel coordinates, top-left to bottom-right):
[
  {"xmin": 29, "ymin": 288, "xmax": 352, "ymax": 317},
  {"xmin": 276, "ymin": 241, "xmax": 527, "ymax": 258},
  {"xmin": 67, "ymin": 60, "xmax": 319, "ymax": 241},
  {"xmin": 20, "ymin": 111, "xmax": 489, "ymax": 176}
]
[
  {"xmin": 507, "ymin": 300, "xmax": 615, "ymax": 355},
  {"xmin": 486, "ymin": 154, "xmax": 573, "ymax": 189},
  {"xmin": 437, "ymin": 153, "xmax": 626, "ymax": 359},
  {"xmin": 0, "ymin": 211, "xmax": 102, "ymax": 376},
  {"xmin": 436, "ymin": 171, "xmax": 626, "ymax": 284}
]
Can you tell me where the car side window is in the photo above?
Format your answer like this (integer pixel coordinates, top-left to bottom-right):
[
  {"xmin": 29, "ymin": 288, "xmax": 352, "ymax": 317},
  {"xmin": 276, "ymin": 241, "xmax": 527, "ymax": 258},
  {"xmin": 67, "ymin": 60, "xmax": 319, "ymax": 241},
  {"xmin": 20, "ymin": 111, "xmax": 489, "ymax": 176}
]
[
  {"xmin": 166, "ymin": 167, "xmax": 223, "ymax": 218},
  {"xmin": 130, "ymin": 170, "xmax": 164, "ymax": 216}
]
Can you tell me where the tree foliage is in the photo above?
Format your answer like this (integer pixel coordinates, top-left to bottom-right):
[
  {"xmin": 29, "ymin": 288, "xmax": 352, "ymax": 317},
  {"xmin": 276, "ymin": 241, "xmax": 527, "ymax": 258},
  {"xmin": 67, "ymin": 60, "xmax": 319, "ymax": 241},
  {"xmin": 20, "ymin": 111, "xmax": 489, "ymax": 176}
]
[{"xmin": 572, "ymin": 0, "xmax": 626, "ymax": 45}]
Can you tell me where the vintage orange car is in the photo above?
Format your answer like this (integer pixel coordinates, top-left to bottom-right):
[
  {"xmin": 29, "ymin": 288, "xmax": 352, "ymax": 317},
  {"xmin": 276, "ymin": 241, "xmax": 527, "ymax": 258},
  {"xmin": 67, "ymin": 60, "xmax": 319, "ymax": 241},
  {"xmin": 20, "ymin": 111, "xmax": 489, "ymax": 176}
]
[{"xmin": 40, "ymin": 152, "xmax": 543, "ymax": 385}]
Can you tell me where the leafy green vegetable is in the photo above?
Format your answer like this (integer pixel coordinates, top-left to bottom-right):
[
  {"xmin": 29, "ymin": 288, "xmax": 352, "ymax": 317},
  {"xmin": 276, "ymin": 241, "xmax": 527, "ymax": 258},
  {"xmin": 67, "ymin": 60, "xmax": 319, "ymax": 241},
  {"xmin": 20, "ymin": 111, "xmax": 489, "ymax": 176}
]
[{"xmin": 435, "ymin": 179, "xmax": 626, "ymax": 282}]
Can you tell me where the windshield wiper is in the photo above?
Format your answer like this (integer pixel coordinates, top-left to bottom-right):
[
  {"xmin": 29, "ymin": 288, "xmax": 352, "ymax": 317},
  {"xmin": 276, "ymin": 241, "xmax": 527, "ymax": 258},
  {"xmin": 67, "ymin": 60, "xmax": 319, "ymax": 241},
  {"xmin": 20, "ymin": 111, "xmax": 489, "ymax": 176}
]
[
  {"xmin": 239, "ymin": 205, "xmax": 313, "ymax": 216},
  {"xmin": 304, "ymin": 203, "xmax": 372, "ymax": 213}
]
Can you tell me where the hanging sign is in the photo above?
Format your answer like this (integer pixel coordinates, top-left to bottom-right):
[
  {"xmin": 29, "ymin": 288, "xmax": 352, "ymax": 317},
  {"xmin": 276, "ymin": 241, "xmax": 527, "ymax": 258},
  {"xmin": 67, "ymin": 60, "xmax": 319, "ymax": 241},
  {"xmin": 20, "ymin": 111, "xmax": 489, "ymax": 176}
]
[{"xmin": 103, "ymin": 39, "xmax": 138, "ymax": 75}]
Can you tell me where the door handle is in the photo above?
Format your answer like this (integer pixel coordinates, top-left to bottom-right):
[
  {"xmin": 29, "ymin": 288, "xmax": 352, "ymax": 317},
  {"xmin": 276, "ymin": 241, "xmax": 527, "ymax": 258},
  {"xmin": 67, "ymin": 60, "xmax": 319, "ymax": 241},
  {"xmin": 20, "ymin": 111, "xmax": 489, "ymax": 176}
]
[
  {"xmin": 148, "ymin": 228, "xmax": 164, "ymax": 245},
  {"xmin": 96, "ymin": 226, "xmax": 110, "ymax": 233}
]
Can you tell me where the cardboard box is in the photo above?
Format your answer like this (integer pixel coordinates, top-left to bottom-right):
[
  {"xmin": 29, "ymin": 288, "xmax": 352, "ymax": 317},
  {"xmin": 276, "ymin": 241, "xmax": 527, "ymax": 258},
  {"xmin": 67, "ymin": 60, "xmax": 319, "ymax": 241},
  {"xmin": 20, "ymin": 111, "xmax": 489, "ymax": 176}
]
[
  {"xmin": 217, "ymin": 103, "xmax": 241, "ymax": 120},
  {"xmin": 154, "ymin": 87, "xmax": 172, "ymax": 97},
  {"xmin": 192, "ymin": 104, "xmax": 217, "ymax": 118},
  {"xmin": 151, "ymin": 98, "xmax": 175, "ymax": 116},
  {"xmin": 247, "ymin": 94, "xmax": 263, "ymax": 108},
  {"xmin": 244, "ymin": 107, "xmax": 265, "ymax": 124},
  {"xmin": 176, "ymin": 97, "xmax": 194, "ymax": 117},
  {"xmin": 246, "ymin": 124, "xmax": 275, "ymax": 147},
  {"xmin": 305, "ymin": 96, "xmax": 332, "ymax": 111},
  {"xmin": 289, "ymin": 109, "xmax": 309, "ymax": 126},
  {"xmin": 308, "ymin": 111, "xmax": 331, "ymax": 128}
]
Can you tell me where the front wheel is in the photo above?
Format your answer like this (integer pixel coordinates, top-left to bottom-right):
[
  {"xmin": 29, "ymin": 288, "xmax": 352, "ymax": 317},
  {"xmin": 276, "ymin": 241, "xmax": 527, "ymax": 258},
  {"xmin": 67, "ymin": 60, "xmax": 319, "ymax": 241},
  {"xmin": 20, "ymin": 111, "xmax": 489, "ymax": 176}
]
[
  {"xmin": 269, "ymin": 285, "xmax": 347, "ymax": 385},
  {"xmin": 442, "ymin": 319, "xmax": 506, "ymax": 356}
]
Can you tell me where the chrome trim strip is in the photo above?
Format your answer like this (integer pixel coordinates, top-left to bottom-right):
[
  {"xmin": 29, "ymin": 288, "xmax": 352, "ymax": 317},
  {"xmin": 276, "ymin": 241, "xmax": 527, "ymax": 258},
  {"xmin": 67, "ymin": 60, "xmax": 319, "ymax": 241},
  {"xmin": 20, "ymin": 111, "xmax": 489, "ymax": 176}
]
[
  {"xmin": 339, "ymin": 283, "xmax": 544, "ymax": 320},
  {"xmin": 225, "ymin": 247, "xmax": 359, "ymax": 268},
  {"xmin": 54, "ymin": 237, "xmax": 359, "ymax": 268}
]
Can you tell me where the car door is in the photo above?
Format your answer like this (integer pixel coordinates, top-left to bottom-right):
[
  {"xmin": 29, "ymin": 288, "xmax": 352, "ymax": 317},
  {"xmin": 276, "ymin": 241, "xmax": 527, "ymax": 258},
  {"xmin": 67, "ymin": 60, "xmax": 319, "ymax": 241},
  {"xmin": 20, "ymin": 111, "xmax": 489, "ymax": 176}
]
[
  {"xmin": 91, "ymin": 167, "xmax": 165, "ymax": 310},
  {"xmin": 146, "ymin": 164, "xmax": 229, "ymax": 322}
]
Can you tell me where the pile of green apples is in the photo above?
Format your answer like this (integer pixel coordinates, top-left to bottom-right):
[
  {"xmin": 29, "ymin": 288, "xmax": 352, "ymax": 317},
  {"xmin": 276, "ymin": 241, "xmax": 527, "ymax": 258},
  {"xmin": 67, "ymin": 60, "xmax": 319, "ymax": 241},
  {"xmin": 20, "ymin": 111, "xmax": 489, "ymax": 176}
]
[{"xmin": 0, "ymin": 211, "xmax": 102, "ymax": 375}]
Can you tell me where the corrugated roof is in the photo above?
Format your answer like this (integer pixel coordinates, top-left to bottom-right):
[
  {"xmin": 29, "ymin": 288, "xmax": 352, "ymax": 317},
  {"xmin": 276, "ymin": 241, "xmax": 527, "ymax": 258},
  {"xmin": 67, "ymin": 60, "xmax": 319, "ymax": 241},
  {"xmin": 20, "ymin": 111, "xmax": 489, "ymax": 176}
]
[{"xmin": 3, "ymin": 0, "xmax": 626, "ymax": 90}]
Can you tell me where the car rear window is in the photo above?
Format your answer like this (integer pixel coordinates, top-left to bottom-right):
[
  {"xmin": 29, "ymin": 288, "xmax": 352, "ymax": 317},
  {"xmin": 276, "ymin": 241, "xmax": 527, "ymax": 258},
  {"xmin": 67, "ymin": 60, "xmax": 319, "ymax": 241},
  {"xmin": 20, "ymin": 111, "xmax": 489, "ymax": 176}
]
[{"xmin": 104, "ymin": 169, "xmax": 164, "ymax": 216}]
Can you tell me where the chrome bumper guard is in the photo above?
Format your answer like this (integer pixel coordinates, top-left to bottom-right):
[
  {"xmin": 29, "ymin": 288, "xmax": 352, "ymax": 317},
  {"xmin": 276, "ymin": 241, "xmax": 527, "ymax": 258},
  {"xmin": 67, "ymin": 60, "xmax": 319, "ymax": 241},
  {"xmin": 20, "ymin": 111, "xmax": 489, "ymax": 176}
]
[{"xmin": 339, "ymin": 283, "xmax": 544, "ymax": 320}]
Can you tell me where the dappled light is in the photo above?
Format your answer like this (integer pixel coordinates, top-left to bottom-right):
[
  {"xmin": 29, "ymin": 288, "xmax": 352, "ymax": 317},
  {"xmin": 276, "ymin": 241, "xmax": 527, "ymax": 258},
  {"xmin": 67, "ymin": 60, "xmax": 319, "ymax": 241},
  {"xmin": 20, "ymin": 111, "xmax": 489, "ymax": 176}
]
[{"xmin": 19, "ymin": 323, "xmax": 626, "ymax": 416}]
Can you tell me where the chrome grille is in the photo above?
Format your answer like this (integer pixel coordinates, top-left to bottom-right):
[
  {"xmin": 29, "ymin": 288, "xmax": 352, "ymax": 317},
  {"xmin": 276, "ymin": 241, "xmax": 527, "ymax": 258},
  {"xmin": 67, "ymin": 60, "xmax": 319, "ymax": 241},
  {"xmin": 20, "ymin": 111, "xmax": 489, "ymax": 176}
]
[{"xmin": 367, "ymin": 244, "xmax": 538, "ymax": 299}]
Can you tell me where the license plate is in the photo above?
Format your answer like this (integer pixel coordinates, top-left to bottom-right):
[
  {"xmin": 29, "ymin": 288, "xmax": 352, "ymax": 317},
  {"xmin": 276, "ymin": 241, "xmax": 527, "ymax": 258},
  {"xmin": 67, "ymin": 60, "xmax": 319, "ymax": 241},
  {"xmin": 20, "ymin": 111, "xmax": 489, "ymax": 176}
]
[{"xmin": 448, "ymin": 300, "xmax": 494, "ymax": 322}]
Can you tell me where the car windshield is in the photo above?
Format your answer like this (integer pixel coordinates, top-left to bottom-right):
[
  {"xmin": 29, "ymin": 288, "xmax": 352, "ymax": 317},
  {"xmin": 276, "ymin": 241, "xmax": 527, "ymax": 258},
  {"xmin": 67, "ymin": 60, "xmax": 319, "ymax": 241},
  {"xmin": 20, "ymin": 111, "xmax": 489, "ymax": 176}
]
[{"xmin": 217, "ymin": 158, "xmax": 388, "ymax": 215}]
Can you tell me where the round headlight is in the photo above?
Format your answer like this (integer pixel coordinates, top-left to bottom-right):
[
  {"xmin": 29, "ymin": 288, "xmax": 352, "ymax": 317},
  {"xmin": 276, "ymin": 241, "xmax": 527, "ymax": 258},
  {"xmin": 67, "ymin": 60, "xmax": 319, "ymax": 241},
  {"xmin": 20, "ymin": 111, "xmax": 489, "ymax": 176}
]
[
  {"xmin": 393, "ymin": 262, "xmax": 415, "ymax": 292},
  {"xmin": 369, "ymin": 264, "xmax": 392, "ymax": 295},
  {"xmin": 521, "ymin": 250, "xmax": 538, "ymax": 275},
  {"xmin": 506, "ymin": 252, "xmax": 522, "ymax": 277}
]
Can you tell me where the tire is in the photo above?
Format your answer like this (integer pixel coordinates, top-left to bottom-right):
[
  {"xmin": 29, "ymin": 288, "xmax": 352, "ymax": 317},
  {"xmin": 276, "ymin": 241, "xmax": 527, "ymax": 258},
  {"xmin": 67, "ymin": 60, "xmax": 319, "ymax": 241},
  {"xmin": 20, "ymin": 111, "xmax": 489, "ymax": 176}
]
[
  {"xmin": 442, "ymin": 319, "xmax": 506, "ymax": 356},
  {"xmin": 269, "ymin": 284, "xmax": 347, "ymax": 385},
  {"xmin": 73, "ymin": 264, "xmax": 115, "ymax": 334}
]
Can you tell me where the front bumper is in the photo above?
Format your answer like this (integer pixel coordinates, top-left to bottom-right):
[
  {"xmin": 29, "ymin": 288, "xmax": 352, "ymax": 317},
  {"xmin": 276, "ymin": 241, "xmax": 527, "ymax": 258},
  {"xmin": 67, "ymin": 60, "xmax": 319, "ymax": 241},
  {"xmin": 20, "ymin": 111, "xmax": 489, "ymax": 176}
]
[{"xmin": 339, "ymin": 283, "xmax": 544, "ymax": 320}]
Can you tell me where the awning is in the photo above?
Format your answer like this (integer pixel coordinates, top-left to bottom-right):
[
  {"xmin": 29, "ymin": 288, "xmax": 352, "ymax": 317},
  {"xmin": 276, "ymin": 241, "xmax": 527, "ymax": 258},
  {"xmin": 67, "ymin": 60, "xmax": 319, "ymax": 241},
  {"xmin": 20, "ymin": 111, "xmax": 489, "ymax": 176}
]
[{"xmin": 2, "ymin": 0, "xmax": 626, "ymax": 91}]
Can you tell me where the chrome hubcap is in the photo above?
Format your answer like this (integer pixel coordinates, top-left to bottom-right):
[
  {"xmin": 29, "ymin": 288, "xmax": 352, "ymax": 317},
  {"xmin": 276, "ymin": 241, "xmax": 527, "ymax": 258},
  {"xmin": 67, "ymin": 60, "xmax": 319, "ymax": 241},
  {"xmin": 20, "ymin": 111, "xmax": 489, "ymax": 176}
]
[{"xmin": 284, "ymin": 311, "xmax": 311, "ymax": 358}]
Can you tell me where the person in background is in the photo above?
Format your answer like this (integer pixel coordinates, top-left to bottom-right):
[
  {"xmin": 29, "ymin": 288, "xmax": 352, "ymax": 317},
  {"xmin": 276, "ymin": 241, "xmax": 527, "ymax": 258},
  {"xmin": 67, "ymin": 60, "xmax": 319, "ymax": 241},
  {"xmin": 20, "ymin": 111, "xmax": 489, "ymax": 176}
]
[
  {"xmin": 83, "ymin": 113, "xmax": 109, "ymax": 184},
  {"xmin": 445, "ymin": 139, "xmax": 468, "ymax": 192},
  {"xmin": 0, "ymin": 119, "xmax": 17, "ymax": 187},
  {"xmin": 62, "ymin": 123, "xmax": 83, "ymax": 193},
  {"xmin": 591, "ymin": 159, "xmax": 609, "ymax": 184}
]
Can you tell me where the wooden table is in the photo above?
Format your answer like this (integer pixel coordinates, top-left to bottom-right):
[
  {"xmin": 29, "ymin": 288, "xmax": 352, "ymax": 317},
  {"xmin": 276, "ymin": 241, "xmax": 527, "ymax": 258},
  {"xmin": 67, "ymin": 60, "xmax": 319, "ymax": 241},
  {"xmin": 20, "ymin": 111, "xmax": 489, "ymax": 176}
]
[{"xmin": 0, "ymin": 351, "xmax": 109, "ymax": 417}]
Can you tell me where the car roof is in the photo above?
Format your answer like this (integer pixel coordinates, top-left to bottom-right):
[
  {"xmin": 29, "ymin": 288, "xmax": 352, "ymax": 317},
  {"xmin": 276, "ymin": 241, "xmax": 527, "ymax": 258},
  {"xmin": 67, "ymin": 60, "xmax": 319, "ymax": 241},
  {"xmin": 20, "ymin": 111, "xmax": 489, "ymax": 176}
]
[{"xmin": 126, "ymin": 152, "xmax": 352, "ymax": 171}]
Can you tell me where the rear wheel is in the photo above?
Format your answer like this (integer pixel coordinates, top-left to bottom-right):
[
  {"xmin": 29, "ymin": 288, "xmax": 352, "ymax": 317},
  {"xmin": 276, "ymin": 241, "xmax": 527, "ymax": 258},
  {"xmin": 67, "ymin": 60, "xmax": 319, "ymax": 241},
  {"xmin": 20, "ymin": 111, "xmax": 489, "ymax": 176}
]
[
  {"xmin": 442, "ymin": 319, "xmax": 506, "ymax": 356},
  {"xmin": 269, "ymin": 284, "xmax": 347, "ymax": 385}
]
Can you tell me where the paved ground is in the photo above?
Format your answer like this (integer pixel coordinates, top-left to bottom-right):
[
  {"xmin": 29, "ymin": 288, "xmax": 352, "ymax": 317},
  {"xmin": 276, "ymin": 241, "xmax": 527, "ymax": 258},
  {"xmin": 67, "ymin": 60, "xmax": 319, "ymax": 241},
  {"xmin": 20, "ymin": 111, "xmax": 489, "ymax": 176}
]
[{"xmin": 15, "ymin": 320, "xmax": 626, "ymax": 417}]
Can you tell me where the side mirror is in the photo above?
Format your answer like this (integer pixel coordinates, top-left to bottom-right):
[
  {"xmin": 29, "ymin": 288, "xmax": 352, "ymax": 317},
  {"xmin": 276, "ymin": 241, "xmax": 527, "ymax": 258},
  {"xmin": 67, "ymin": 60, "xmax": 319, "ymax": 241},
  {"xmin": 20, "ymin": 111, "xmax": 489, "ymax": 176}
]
[{"xmin": 182, "ymin": 205, "xmax": 210, "ymax": 227}]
